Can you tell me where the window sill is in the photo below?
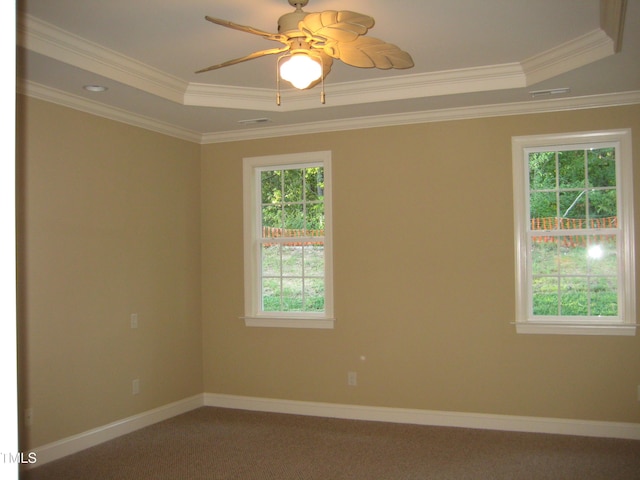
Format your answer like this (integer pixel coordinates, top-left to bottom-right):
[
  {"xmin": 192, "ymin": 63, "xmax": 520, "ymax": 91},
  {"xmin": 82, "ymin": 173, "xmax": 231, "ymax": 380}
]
[
  {"xmin": 242, "ymin": 316, "xmax": 335, "ymax": 329},
  {"xmin": 514, "ymin": 322, "xmax": 636, "ymax": 336}
]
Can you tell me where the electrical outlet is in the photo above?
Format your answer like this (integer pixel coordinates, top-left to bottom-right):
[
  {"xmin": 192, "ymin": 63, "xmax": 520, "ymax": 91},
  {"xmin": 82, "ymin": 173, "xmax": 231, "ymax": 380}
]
[
  {"xmin": 24, "ymin": 408, "xmax": 33, "ymax": 427},
  {"xmin": 130, "ymin": 313, "xmax": 138, "ymax": 329},
  {"xmin": 132, "ymin": 379, "xmax": 140, "ymax": 395},
  {"xmin": 347, "ymin": 371, "xmax": 357, "ymax": 386}
]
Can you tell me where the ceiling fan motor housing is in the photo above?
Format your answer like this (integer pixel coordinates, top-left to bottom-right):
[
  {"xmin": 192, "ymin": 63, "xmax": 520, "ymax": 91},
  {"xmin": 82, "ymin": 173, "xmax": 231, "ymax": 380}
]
[{"xmin": 278, "ymin": 9, "xmax": 308, "ymax": 36}]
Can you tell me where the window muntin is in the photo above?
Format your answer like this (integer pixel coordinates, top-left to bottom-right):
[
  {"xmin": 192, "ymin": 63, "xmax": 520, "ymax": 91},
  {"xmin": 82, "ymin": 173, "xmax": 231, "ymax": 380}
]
[
  {"xmin": 243, "ymin": 152, "xmax": 334, "ymax": 328},
  {"xmin": 512, "ymin": 130, "xmax": 635, "ymax": 335}
]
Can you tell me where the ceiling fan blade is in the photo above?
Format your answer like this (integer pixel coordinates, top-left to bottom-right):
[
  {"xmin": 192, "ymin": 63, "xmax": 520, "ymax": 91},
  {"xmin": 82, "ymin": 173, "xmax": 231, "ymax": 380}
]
[
  {"xmin": 300, "ymin": 11, "xmax": 375, "ymax": 43},
  {"xmin": 304, "ymin": 51, "xmax": 334, "ymax": 89},
  {"xmin": 325, "ymin": 37, "xmax": 414, "ymax": 69},
  {"xmin": 195, "ymin": 46, "xmax": 290, "ymax": 73},
  {"xmin": 204, "ymin": 16, "xmax": 287, "ymax": 43}
]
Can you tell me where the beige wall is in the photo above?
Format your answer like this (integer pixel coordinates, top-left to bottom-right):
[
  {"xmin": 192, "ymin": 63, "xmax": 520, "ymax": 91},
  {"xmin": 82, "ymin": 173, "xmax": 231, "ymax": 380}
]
[
  {"xmin": 18, "ymin": 97, "xmax": 203, "ymax": 449},
  {"xmin": 201, "ymin": 104, "xmax": 640, "ymax": 424},
  {"xmin": 18, "ymin": 95, "xmax": 640, "ymax": 450}
]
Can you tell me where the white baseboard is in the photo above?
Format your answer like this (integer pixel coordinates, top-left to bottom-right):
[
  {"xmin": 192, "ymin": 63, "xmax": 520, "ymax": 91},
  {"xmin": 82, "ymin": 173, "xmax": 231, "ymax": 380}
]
[
  {"xmin": 29, "ymin": 394, "xmax": 204, "ymax": 468},
  {"xmin": 204, "ymin": 393, "xmax": 640, "ymax": 440},
  {"xmin": 27, "ymin": 392, "xmax": 640, "ymax": 469}
]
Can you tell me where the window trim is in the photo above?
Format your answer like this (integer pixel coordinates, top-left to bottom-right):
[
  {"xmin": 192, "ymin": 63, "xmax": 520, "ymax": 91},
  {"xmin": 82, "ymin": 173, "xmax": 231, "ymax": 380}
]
[
  {"xmin": 512, "ymin": 129, "xmax": 636, "ymax": 336},
  {"xmin": 242, "ymin": 151, "xmax": 334, "ymax": 329}
]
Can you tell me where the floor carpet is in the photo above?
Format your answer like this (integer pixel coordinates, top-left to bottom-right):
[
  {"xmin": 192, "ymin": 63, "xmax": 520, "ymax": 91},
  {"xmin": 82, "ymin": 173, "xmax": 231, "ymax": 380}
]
[{"xmin": 21, "ymin": 407, "xmax": 640, "ymax": 479}]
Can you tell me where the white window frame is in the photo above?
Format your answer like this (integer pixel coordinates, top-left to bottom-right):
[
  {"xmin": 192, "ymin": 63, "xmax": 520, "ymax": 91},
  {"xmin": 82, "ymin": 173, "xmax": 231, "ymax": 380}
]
[
  {"xmin": 512, "ymin": 129, "xmax": 636, "ymax": 336},
  {"xmin": 242, "ymin": 151, "xmax": 334, "ymax": 329}
]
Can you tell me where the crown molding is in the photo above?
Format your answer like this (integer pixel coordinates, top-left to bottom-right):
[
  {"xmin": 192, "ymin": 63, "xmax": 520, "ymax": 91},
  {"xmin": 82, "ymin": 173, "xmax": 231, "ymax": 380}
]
[
  {"xmin": 190, "ymin": 63, "xmax": 526, "ymax": 112},
  {"xmin": 18, "ymin": 12, "xmax": 621, "ymax": 112},
  {"xmin": 521, "ymin": 29, "xmax": 614, "ymax": 86},
  {"xmin": 19, "ymin": 79, "xmax": 640, "ymax": 144},
  {"xmin": 18, "ymin": 80, "xmax": 202, "ymax": 143},
  {"xmin": 200, "ymin": 90, "xmax": 640, "ymax": 143},
  {"xmin": 184, "ymin": 83, "xmax": 276, "ymax": 110},
  {"xmin": 17, "ymin": 14, "xmax": 188, "ymax": 104}
]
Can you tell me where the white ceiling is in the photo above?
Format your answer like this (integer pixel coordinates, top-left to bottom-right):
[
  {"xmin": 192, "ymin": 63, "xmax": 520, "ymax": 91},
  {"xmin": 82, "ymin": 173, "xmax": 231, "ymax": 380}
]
[{"xmin": 16, "ymin": 0, "xmax": 640, "ymax": 143}]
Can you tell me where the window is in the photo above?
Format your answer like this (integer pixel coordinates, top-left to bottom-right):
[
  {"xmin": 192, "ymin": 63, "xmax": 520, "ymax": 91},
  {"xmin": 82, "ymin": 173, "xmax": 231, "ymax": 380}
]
[
  {"xmin": 242, "ymin": 151, "xmax": 334, "ymax": 328},
  {"xmin": 512, "ymin": 129, "xmax": 635, "ymax": 335}
]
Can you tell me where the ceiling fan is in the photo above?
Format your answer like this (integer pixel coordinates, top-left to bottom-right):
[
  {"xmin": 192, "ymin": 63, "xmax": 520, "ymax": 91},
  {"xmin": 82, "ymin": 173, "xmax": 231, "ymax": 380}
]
[{"xmin": 195, "ymin": 0, "xmax": 414, "ymax": 104}]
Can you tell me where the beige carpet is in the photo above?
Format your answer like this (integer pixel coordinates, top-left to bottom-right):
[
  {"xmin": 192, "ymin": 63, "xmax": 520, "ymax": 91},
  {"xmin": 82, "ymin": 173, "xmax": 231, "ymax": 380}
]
[{"xmin": 22, "ymin": 407, "xmax": 640, "ymax": 479}]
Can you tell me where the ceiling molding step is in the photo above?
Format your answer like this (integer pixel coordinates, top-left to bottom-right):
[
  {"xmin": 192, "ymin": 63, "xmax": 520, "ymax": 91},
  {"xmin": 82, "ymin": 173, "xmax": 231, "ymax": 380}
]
[
  {"xmin": 521, "ymin": 29, "xmax": 614, "ymax": 86},
  {"xmin": 184, "ymin": 64, "xmax": 527, "ymax": 112},
  {"xmin": 17, "ymin": 14, "xmax": 188, "ymax": 104},
  {"xmin": 322, "ymin": 64, "xmax": 527, "ymax": 107},
  {"xmin": 600, "ymin": 0, "xmax": 627, "ymax": 52},
  {"xmin": 19, "ymin": 80, "xmax": 202, "ymax": 143},
  {"xmin": 200, "ymin": 91, "xmax": 640, "ymax": 144},
  {"xmin": 183, "ymin": 83, "xmax": 276, "ymax": 110}
]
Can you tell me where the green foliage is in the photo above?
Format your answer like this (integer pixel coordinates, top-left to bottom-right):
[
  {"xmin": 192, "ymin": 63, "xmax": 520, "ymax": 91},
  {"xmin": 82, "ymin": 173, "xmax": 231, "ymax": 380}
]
[
  {"xmin": 261, "ymin": 166, "xmax": 325, "ymax": 231},
  {"xmin": 528, "ymin": 148, "xmax": 617, "ymax": 220},
  {"xmin": 587, "ymin": 148, "xmax": 616, "ymax": 187}
]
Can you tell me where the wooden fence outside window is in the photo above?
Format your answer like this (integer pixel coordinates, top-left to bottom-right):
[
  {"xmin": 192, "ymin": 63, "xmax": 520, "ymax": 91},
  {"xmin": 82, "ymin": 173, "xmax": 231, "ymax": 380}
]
[
  {"xmin": 262, "ymin": 227, "xmax": 324, "ymax": 246},
  {"xmin": 530, "ymin": 216, "xmax": 617, "ymax": 247}
]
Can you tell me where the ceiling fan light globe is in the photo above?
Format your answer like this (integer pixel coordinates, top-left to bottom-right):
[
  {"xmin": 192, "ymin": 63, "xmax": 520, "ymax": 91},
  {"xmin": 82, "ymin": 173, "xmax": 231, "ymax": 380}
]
[{"xmin": 280, "ymin": 53, "xmax": 322, "ymax": 89}]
